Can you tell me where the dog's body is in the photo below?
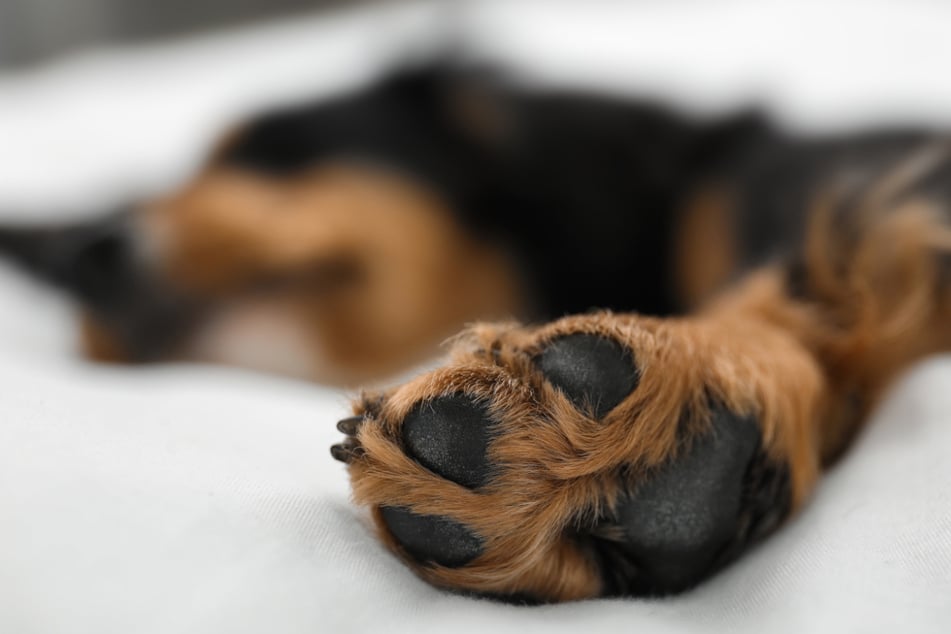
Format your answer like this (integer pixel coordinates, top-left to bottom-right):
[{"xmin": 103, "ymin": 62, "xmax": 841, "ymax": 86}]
[{"xmin": 4, "ymin": 64, "xmax": 951, "ymax": 602}]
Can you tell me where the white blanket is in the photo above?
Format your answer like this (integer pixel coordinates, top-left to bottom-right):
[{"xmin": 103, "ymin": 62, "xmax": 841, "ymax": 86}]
[{"xmin": 1, "ymin": 2, "xmax": 949, "ymax": 632}]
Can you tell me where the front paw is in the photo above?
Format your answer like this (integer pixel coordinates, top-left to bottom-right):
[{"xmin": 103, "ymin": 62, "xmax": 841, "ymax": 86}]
[{"xmin": 333, "ymin": 311, "xmax": 821, "ymax": 602}]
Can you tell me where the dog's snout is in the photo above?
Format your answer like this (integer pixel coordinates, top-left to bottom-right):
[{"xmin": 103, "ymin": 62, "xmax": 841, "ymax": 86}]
[
  {"xmin": 0, "ymin": 215, "xmax": 140, "ymax": 307},
  {"xmin": 65, "ymin": 224, "xmax": 137, "ymax": 306}
]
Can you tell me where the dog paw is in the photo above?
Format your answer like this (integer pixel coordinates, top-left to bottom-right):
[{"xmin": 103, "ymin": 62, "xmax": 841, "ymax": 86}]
[{"xmin": 334, "ymin": 311, "xmax": 821, "ymax": 601}]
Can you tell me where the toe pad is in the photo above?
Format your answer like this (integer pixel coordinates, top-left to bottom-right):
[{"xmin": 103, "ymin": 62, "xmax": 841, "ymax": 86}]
[
  {"xmin": 536, "ymin": 333, "xmax": 640, "ymax": 418},
  {"xmin": 380, "ymin": 506, "xmax": 484, "ymax": 568},
  {"xmin": 610, "ymin": 407, "xmax": 761, "ymax": 593},
  {"xmin": 402, "ymin": 394, "xmax": 496, "ymax": 489}
]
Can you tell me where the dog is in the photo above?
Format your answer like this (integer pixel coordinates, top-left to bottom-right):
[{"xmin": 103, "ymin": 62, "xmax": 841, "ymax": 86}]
[{"xmin": 3, "ymin": 62, "xmax": 951, "ymax": 603}]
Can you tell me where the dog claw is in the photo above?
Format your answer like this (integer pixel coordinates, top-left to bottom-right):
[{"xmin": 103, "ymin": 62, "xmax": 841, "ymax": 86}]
[
  {"xmin": 330, "ymin": 443, "xmax": 353, "ymax": 463},
  {"xmin": 337, "ymin": 415, "xmax": 364, "ymax": 436},
  {"xmin": 331, "ymin": 438, "xmax": 364, "ymax": 463}
]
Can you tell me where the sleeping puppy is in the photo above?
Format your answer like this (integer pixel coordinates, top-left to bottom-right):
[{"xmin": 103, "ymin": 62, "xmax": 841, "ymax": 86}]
[{"xmin": 3, "ymin": 63, "xmax": 951, "ymax": 602}]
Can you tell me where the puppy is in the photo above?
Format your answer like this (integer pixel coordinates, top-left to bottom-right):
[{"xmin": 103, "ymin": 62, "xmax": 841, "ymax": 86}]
[{"xmin": 3, "ymin": 63, "xmax": 951, "ymax": 602}]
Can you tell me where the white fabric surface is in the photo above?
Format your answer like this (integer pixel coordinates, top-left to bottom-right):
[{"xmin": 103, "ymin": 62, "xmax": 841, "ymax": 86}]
[{"xmin": 1, "ymin": 2, "xmax": 950, "ymax": 632}]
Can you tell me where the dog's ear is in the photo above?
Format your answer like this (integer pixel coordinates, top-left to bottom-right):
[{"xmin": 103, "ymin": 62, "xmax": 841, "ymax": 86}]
[
  {"xmin": 380, "ymin": 63, "xmax": 517, "ymax": 150},
  {"xmin": 0, "ymin": 213, "xmax": 137, "ymax": 307},
  {"xmin": 440, "ymin": 71, "xmax": 516, "ymax": 149}
]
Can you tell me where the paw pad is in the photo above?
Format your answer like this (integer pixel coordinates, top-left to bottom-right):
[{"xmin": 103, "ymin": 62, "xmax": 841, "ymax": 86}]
[
  {"xmin": 380, "ymin": 506, "xmax": 484, "ymax": 568},
  {"xmin": 402, "ymin": 394, "xmax": 496, "ymax": 489},
  {"xmin": 609, "ymin": 406, "xmax": 760, "ymax": 593},
  {"xmin": 535, "ymin": 333, "xmax": 639, "ymax": 418}
]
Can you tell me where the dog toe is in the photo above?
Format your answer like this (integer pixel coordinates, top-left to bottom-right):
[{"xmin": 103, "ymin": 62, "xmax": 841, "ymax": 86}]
[
  {"xmin": 380, "ymin": 506, "xmax": 485, "ymax": 568},
  {"xmin": 336, "ymin": 415, "xmax": 365, "ymax": 436},
  {"xmin": 330, "ymin": 437, "xmax": 365, "ymax": 463},
  {"xmin": 402, "ymin": 394, "xmax": 496, "ymax": 489},
  {"xmin": 535, "ymin": 333, "xmax": 639, "ymax": 418}
]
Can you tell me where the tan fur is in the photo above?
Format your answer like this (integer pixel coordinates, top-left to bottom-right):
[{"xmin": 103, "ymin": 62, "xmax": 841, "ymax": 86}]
[
  {"xmin": 673, "ymin": 185, "xmax": 738, "ymax": 308},
  {"xmin": 85, "ymin": 163, "xmax": 524, "ymax": 384},
  {"xmin": 80, "ymin": 313, "xmax": 127, "ymax": 362},
  {"xmin": 789, "ymin": 192, "xmax": 951, "ymax": 460}
]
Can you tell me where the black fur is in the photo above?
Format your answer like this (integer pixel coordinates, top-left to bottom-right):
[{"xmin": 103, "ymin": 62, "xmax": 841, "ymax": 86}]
[
  {"xmin": 223, "ymin": 65, "xmax": 951, "ymax": 318},
  {"xmin": 222, "ymin": 67, "xmax": 771, "ymax": 318}
]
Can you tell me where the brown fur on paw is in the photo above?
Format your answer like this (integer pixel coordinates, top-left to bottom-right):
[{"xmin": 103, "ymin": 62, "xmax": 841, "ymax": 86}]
[{"xmin": 335, "ymin": 305, "xmax": 825, "ymax": 602}]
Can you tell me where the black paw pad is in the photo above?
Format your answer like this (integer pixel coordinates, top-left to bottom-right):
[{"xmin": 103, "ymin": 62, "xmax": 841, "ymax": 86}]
[
  {"xmin": 606, "ymin": 407, "xmax": 760, "ymax": 594},
  {"xmin": 535, "ymin": 333, "xmax": 639, "ymax": 418},
  {"xmin": 402, "ymin": 395, "xmax": 495, "ymax": 489},
  {"xmin": 380, "ymin": 506, "xmax": 484, "ymax": 568}
]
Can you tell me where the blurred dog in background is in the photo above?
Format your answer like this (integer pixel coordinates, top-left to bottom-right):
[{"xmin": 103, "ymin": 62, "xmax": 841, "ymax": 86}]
[{"xmin": 3, "ymin": 61, "xmax": 951, "ymax": 601}]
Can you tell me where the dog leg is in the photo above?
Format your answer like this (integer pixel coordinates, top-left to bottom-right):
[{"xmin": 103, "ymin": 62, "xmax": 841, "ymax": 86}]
[{"xmin": 333, "ymin": 160, "xmax": 951, "ymax": 602}]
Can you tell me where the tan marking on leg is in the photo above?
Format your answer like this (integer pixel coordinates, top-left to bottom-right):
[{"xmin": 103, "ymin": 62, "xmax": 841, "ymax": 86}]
[
  {"xmin": 79, "ymin": 313, "xmax": 127, "ymax": 363},
  {"xmin": 673, "ymin": 185, "xmax": 738, "ymax": 309},
  {"xmin": 793, "ymin": 191, "xmax": 951, "ymax": 461}
]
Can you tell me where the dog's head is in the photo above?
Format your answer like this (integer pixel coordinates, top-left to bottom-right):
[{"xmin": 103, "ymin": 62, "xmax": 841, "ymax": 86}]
[{"xmin": 0, "ymin": 68, "xmax": 525, "ymax": 384}]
